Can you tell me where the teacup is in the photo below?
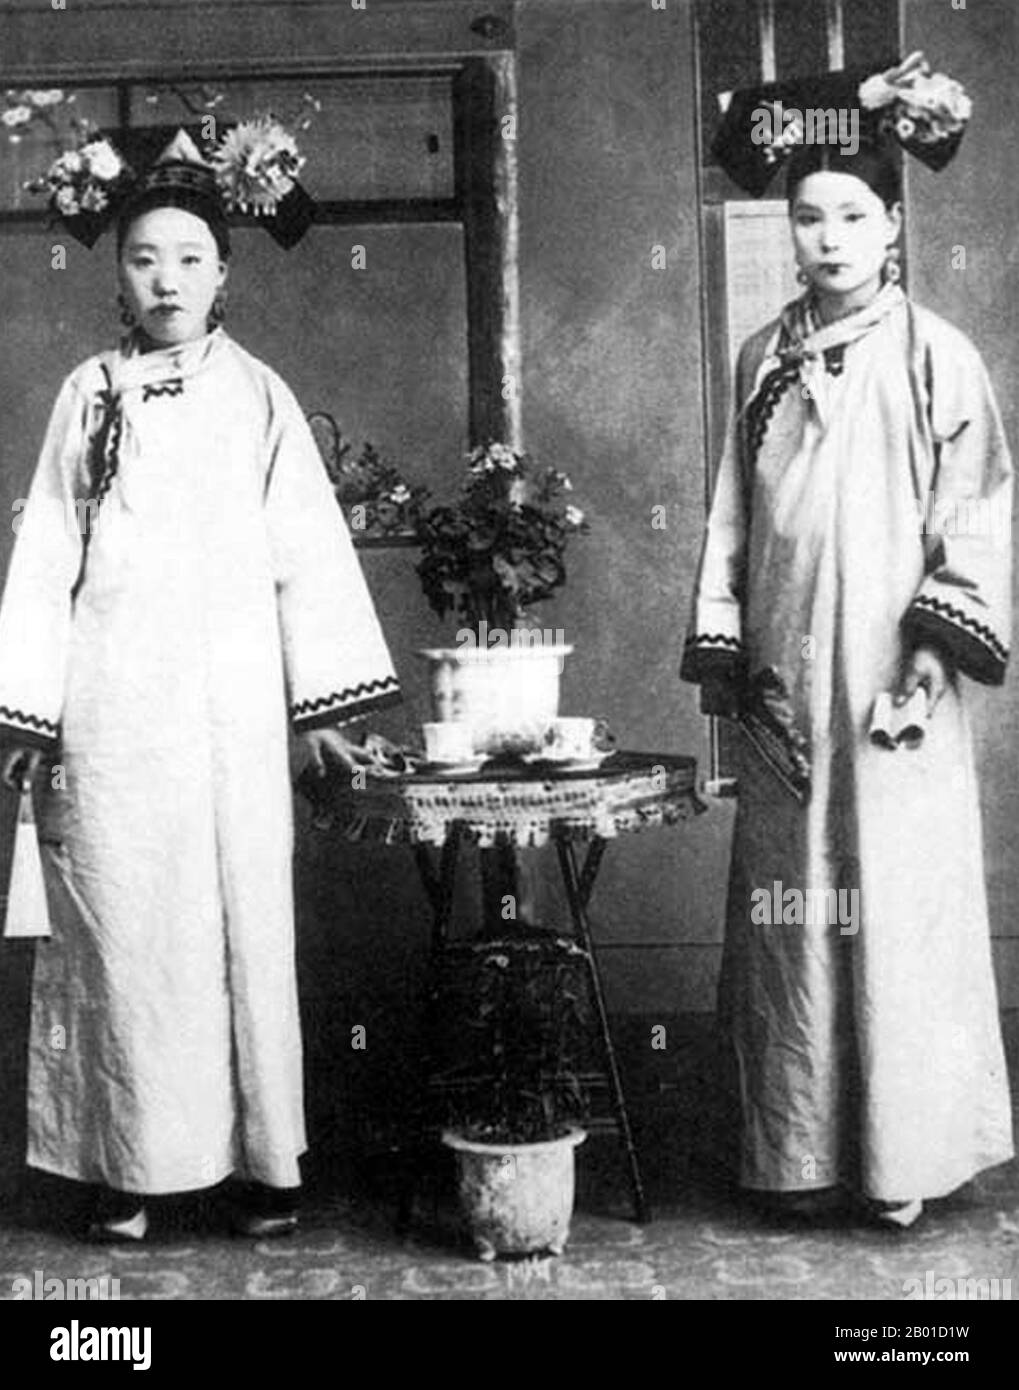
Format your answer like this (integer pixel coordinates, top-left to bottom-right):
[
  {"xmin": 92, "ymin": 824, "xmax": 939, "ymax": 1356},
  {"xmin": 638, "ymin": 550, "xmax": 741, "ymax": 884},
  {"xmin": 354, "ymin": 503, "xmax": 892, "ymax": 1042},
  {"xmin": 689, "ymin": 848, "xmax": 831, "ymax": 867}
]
[
  {"xmin": 543, "ymin": 717, "xmax": 597, "ymax": 762},
  {"xmin": 422, "ymin": 721, "xmax": 476, "ymax": 766}
]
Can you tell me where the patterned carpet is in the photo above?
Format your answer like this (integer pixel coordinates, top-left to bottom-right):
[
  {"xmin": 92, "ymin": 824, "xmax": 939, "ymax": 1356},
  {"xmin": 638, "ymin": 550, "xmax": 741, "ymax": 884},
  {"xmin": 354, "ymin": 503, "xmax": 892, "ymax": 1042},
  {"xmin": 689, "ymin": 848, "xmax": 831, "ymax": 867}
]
[{"xmin": 1, "ymin": 1016, "xmax": 1016, "ymax": 1302}]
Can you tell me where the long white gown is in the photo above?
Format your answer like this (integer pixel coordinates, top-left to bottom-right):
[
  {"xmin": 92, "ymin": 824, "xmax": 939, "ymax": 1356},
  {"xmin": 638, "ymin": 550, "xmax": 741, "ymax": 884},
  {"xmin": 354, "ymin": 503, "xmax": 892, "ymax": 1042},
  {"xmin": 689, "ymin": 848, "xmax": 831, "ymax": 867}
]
[
  {"xmin": 682, "ymin": 285, "xmax": 1015, "ymax": 1201},
  {"xmin": 0, "ymin": 327, "xmax": 400, "ymax": 1193}
]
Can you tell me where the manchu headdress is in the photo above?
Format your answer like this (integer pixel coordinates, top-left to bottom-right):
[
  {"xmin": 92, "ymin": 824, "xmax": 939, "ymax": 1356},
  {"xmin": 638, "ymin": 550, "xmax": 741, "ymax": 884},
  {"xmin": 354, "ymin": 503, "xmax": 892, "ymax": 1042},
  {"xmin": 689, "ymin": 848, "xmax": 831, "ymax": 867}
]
[
  {"xmin": 711, "ymin": 51, "xmax": 972, "ymax": 204},
  {"xmin": 27, "ymin": 116, "xmax": 315, "ymax": 253}
]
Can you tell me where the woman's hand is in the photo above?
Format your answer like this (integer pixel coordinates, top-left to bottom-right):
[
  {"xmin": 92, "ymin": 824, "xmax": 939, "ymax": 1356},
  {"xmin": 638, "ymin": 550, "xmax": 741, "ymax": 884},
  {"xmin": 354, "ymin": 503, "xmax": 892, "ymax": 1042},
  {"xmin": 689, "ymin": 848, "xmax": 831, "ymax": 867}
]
[
  {"xmin": 293, "ymin": 726, "xmax": 372, "ymax": 779},
  {"xmin": 1, "ymin": 746, "xmax": 43, "ymax": 793},
  {"xmin": 893, "ymin": 643, "xmax": 952, "ymax": 715}
]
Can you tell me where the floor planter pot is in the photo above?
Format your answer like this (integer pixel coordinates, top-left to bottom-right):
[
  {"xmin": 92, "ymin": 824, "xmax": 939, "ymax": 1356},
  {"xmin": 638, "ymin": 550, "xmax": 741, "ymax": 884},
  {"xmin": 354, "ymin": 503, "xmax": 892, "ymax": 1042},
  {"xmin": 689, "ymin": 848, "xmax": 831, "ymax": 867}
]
[
  {"xmin": 417, "ymin": 642, "xmax": 573, "ymax": 755},
  {"xmin": 442, "ymin": 1127, "xmax": 586, "ymax": 1261}
]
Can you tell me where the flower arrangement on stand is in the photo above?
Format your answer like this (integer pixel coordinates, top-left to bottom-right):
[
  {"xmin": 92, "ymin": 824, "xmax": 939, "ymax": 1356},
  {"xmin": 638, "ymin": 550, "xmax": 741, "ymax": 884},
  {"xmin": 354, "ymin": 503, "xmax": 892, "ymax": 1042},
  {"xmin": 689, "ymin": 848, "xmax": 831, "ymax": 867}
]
[
  {"xmin": 308, "ymin": 411, "xmax": 429, "ymax": 541},
  {"xmin": 416, "ymin": 442, "xmax": 587, "ymax": 635},
  {"xmin": 414, "ymin": 443, "xmax": 588, "ymax": 753}
]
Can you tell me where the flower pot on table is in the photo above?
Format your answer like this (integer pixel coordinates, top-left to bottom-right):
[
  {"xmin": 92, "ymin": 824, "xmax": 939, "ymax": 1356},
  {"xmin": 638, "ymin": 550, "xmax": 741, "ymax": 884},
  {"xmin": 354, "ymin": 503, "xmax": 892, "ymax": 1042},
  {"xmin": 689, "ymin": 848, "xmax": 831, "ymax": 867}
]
[{"xmin": 417, "ymin": 642, "xmax": 573, "ymax": 755}]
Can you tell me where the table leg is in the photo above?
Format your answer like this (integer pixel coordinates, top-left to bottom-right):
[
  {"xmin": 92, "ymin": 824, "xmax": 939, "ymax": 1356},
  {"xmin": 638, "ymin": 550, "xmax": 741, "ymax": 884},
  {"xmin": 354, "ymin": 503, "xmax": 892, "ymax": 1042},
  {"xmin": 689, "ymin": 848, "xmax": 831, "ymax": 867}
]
[
  {"xmin": 556, "ymin": 837, "xmax": 650, "ymax": 1224},
  {"xmin": 397, "ymin": 830, "xmax": 462, "ymax": 1233},
  {"xmin": 415, "ymin": 830, "xmax": 462, "ymax": 959}
]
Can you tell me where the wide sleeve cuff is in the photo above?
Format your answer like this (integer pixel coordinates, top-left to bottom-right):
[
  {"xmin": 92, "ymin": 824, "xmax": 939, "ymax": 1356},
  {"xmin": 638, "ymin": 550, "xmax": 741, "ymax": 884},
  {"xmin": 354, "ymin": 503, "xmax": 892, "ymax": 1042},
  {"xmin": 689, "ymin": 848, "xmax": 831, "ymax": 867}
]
[
  {"xmin": 290, "ymin": 677, "xmax": 403, "ymax": 732},
  {"xmin": 901, "ymin": 595, "xmax": 1009, "ymax": 687},
  {"xmin": 0, "ymin": 708, "xmax": 60, "ymax": 750},
  {"xmin": 680, "ymin": 632, "xmax": 746, "ymax": 685}
]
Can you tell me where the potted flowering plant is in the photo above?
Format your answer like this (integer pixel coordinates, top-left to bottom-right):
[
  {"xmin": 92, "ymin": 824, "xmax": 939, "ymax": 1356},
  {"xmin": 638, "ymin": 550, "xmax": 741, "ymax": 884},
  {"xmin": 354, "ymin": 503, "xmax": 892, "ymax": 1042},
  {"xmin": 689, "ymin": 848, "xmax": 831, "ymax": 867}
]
[
  {"xmin": 415, "ymin": 443, "xmax": 588, "ymax": 754},
  {"xmin": 417, "ymin": 442, "xmax": 586, "ymax": 632},
  {"xmin": 434, "ymin": 930, "xmax": 590, "ymax": 1260}
]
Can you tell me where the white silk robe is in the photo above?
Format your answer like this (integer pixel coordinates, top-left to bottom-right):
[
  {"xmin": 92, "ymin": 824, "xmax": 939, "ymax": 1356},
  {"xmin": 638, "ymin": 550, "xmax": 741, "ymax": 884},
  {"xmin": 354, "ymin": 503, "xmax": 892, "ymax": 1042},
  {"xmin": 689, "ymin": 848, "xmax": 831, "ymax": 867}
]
[
  {"xmin": 0, "ymin": 328, "xmax": 400, "ymax": 1193},
  {"xmin": 682, "ymin": 286, "xmax": 1014, "ymax": 1202}
]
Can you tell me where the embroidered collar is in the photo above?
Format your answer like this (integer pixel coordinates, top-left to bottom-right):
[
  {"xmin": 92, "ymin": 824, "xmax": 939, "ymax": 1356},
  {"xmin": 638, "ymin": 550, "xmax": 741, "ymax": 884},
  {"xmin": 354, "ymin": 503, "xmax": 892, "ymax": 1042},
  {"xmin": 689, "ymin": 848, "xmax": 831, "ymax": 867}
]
[
  {"xmin": 743, "ymin": 284, "xmax": 905, "ymax": 433},
  {"xmin": 111, "ymin": 326, "xmax": 226, "ymax": 399},
  {"xmin": 777, "ymin": 282, "xmax": 905, "ymax": 364}
]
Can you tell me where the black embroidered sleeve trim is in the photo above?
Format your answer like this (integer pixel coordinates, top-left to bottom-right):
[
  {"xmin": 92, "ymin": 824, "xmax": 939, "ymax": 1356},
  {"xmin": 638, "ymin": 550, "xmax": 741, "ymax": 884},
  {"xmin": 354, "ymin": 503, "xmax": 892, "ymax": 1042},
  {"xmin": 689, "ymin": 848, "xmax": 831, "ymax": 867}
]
[
  {"xmin": 680, "ymin": 635, "xmax": 747, "ymax": 686},
  {"xmin": 0, "ymin": 706, "xmax": 59, "ymax": 747},
  {"xmin": 744, "ymin": 361, "xmax": 800, "ymax": 470},
  {"xmin": 902, "ymin": 596, "xmax": 1009, "ymax": 686},
  {"xmin": 291, "ymin": 677, "xmax": 403, "ymax": 731}
]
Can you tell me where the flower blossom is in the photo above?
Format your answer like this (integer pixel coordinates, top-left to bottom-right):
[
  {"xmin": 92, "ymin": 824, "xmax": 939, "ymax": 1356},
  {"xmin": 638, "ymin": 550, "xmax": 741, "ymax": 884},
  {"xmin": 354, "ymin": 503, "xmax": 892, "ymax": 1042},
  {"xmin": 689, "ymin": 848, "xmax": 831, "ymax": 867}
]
[{"xmin": 82, "ymin": 138, "xmax": 123, "ymax": 182}]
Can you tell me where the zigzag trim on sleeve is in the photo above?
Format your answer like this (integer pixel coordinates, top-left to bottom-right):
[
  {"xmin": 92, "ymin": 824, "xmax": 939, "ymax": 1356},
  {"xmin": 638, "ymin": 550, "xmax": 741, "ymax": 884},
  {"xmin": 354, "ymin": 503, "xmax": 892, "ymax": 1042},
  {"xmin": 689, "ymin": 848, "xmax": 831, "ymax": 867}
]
[
  {"xmin": 909, "ymin": 595, "xmax": 1008, "ymax": 665},
  {"xmin": 0, "ymin": 706, "xmax": 59, "ymax": 746},
  {"xmin": 684, "ymin": 633, "xmax": 743, "ymax": 653},
  {"xmin": 291, "ymin": 676, "xmax": 402, "ymax": 731}
]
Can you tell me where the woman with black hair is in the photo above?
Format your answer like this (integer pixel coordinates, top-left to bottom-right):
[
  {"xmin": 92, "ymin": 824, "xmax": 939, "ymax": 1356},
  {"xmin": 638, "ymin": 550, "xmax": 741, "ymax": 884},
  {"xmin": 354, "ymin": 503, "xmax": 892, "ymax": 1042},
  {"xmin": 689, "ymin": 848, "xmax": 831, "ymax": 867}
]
[
  {"xmin": 683, "ymin": 57, "xmax": 1013, "ymax": 1228},
  {"xmin": 0, "ymin": 126, "xmax": 401, "ymax": 1240}
]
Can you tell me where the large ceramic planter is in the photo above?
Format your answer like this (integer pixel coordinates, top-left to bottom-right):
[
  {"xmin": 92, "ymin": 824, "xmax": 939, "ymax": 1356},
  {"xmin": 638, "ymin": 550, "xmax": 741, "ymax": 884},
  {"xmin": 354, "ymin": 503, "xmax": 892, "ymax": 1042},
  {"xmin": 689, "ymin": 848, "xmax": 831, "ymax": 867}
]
[
  {"xmin": 442, "ymin": 1127, "xmax": 586, "ymax": 1260},
  {"xmin": 417, "ymin": 642, "xmax": 573, "ymax": 755}
]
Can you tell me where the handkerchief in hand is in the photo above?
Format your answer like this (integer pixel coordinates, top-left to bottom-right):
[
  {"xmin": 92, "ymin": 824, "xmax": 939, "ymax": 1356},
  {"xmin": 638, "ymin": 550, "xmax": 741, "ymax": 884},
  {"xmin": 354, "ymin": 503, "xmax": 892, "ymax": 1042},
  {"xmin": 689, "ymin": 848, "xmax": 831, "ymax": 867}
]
[{"xmin": 869, "ymin": 689, "xmax": 928, "ymax": 750}]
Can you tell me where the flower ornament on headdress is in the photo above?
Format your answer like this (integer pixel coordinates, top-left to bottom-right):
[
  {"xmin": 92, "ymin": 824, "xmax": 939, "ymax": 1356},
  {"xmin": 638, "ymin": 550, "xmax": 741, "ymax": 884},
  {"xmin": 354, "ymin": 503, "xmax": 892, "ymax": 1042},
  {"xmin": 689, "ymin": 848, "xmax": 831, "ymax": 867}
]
[
  {"xmin": 209, "ymin": 116, "xmax": 306, "ymax": 217},
  {"xmin": 15, "ymin": 92, "xmax": 316, "ymax": 249},
  {"xmin": 42, "ymin": 137, "xmax": 129, "ymax": 216},
  {"xmin": 761, "ymin": 112, "xmax": 805, "ymax": 166},
  {"xmin": 858, "ymin": 51, "xmax": 971, "ymax": 168},
  {"xmin": 711, "ymin": 52, "xmax": 971, "ymax": 196}
]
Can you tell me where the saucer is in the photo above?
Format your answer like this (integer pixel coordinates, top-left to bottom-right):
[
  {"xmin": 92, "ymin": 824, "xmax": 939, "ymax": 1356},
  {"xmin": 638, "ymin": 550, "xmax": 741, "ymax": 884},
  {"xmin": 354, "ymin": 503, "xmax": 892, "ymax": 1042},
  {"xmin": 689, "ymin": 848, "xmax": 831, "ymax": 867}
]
[
  {"xmin": 521, "ymin": 750, "xmax": 611, "ymax": 772},
  {"xmin": 418, "ymin": 756, "xmax": 487, "ymax": 778}
]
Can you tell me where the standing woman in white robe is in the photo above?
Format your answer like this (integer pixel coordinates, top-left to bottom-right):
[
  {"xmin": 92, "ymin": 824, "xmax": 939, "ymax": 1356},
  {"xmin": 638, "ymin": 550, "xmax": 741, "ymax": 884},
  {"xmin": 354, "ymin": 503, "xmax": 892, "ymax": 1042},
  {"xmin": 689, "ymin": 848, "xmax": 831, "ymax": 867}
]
[
  {"xmin": 682, "ymin": 60, "xmax": 1013, "ymax": 1228},
  {"xmin": 0, "ymin": 128, "xmax": 401, "ymax": 1240}
]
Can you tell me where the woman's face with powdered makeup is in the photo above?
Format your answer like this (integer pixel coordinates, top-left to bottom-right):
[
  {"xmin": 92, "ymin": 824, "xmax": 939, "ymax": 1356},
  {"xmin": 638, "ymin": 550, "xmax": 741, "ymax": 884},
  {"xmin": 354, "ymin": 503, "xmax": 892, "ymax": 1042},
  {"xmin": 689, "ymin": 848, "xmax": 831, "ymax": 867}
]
[
  {"xmin": 790, "ymin": 171, "xmax": 901, "ymax": 311},
  {"xmin": 118, "ymin": 207, "xmax": 227, "ymax": 347}
]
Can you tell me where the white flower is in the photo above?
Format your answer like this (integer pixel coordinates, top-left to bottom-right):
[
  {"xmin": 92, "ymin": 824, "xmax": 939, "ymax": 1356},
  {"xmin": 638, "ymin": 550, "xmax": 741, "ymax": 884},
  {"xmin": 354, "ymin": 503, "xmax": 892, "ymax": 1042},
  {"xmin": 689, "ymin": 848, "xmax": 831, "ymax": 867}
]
[
  {"xmin": 54, "ymin": 150, "xmax": 83, "ymax": 176},
  {"xmin": 565, "ymin": 505, "xmax": 585, "ymax": 527},
  {"xmin": 81, "ymin": 138, "xmax": 122, "ymax": 182},
  {"xmin": 26, "ymin": 89, "xmax": 64, "ymax": 107},
  {"xmin": 389, "ymin": 484, "xmax": 412, "ymax": 505},
  {"xmin": 211, "ymin": 117, "xmax": 305, "ymax": 215},
  {"xmin": 79, "ymin": 185, "xmax": 109, "ymax": 213},
  {"xmin": 54, "ymin": 185, "xmax": 79, "ymax": 215},
  {"xmin": 894, "ymin": 115, "xmax": 916, "ymax": 142},
  {"xmin": 2, "ymin": 105, "xmax": 32, "ymax": 128}
]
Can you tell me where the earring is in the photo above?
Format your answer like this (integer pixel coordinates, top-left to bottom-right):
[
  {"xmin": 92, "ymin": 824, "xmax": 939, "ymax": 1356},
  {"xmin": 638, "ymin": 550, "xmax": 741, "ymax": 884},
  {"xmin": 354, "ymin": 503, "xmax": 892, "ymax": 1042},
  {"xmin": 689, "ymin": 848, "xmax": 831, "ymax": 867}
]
[
  {"xmin": 796, "ymin": 266, "xmax": 810, "ymax": 286},
  {"xmin": 117, "ymin": 291, "xmax": 135, "ymax": 328},
  {"xmin": 208, "ymin": 288, "xmax": 227, "ymax": 329},
  {"xmin": 883, "ymin": 246, "xmax": 901, "ymax": 285}
]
